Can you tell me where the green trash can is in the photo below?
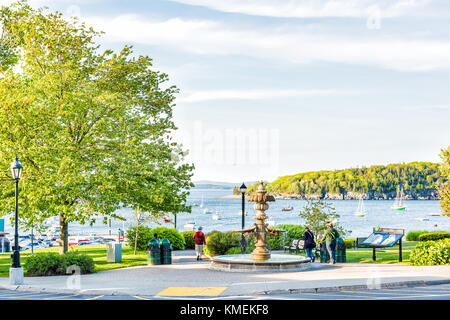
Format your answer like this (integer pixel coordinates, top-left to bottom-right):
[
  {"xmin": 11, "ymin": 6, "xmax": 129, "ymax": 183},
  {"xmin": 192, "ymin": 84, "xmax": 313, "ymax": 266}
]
[
  {"xmin": 336, "ymin": 238, "xmax": 346, "ymax": 263},
  {"xmin": 160, "ymin": 238, "xmax": 172, "ymax": 265},
  {"xmin": 319, "ymin": 242, "xmax": 330, "ymax": 263},
  {"xmin": 147, "ymin": 238, "xmax": 161, "ymax": 265}
]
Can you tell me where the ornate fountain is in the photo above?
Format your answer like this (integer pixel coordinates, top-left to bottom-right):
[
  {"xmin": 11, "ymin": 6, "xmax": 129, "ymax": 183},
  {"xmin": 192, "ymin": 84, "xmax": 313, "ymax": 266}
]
[
  {"xmin": 239, "ymin": 181, "xmax": 285, "ymax": 261},
  {"xmin": 209, "ymin": 182, "xmax": 312, "ymax": 272}
]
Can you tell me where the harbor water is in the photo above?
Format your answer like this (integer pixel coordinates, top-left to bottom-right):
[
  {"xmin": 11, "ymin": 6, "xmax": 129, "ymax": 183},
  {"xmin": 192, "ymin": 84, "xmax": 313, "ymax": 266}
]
[{"xmin": 1, "ymin": 187, "xmax": 447, "ymax": 238}]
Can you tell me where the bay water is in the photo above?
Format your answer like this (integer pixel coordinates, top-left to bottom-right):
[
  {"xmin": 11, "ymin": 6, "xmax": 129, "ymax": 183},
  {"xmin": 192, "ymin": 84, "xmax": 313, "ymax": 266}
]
[{"xmin": 2, "ymin": 187, "xmax": 447, "ymax": 238}]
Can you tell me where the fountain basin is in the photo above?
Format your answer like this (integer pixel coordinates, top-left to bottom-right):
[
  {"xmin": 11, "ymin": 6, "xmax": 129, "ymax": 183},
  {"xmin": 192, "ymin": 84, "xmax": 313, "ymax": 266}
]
[{"xmin": 209, "ymin": 254, "xmax": 312, "ymax": 272}]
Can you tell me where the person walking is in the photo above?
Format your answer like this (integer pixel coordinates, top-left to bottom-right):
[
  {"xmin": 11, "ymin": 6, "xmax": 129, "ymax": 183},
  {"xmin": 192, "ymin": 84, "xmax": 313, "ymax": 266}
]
[
  {"xmin": 193, "ymin": 226, "xmax": 206, "ymax": 261},
  {"xmin": 322, "ymin": 222, "xmax": 339, "ymax": 264},
  {"xmin": 302, "ymin": 227, "xmax": 316, "ymax": 262}
]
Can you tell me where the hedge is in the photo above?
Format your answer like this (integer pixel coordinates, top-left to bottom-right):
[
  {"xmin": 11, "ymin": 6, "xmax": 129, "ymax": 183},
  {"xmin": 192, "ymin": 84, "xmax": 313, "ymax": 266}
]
[
  {"xmin": 204, "ymin": 231, "xmax": 241, "ymax": 256},
  {"xmin": 180, "ymin": 231, "xmax": 195, "ymax": 249},
  {"xmin": 24, "ymin": 251, "xmax": 95, "ymax": 276},
  {"xmin": 409, "ymin": 239, "xmax": 450, "ymax": 265},
  {"xmin": 406, "ymin": 230, "xmax": 432, "ymax": 241},
  {"xmin": 126, "ymin": 225, "xmax": 153, "ymax": 251},
  {"xmin": 417, "ymin": 232, "xmax": 450, "ymax": 242},
  {"xmin": 149, "ymin": 227, "xmax": 185, "ymax": 250}
]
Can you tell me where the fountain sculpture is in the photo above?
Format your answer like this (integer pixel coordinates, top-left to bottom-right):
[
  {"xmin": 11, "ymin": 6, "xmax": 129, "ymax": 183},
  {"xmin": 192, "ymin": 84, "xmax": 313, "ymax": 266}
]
[{"xmin": 209, "ymin": 182, "xmax": 311, "ymax": 272}]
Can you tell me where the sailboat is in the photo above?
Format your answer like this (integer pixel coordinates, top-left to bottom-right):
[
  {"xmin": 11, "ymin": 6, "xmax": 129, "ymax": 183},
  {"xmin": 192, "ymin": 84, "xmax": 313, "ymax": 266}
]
[
  {"xmin": 199, "ymin": 195, "xmax": 204, "ymax": 208},
  {"xmin": 203, "ymin": 208, "xmax": 213, "ymax": 214},
  {"xmin": 354, "ymin": 198, "xmax": 367, "ymax": 217},
  {"xmin": 391, "ymin": 186, "xmax": 407, "ymax": 211},
  {"xmin": 212, "ymin": 211, "xmax": 220, "ymax": 221}
]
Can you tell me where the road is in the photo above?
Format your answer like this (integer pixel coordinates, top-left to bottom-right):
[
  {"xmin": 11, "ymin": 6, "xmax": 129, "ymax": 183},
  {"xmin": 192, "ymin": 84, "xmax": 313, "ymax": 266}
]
[{"xmin": 0, "ymin": 283, "xmax": 449, "ymax": 300}]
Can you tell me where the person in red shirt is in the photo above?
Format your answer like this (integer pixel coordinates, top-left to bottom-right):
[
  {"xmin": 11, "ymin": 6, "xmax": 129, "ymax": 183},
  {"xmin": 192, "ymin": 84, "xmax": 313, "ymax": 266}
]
[{"xmin": 193, "ymin": 226, "xmax": 206, "ymax": 261}]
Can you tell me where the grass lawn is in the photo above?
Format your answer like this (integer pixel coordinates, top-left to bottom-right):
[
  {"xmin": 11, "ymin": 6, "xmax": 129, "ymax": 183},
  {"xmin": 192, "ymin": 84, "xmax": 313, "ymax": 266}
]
[
  {"xmin": 0, "ymin": 241, "xmax": 420, "ymax": 277},
  {"xmin": 0, "ymin": 244, "xmax": 149, "ymax": 277}
]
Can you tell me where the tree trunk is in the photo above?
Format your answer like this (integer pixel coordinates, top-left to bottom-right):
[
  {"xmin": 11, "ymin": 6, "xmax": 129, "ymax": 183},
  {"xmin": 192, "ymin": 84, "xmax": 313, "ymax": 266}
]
[
  {"xmin": 134, "ymin": 220, "xmax": 139, "ymax": 255},
  {"xmin": 58, "ymin": 213, "xmax": 69, "ymax": 255}
]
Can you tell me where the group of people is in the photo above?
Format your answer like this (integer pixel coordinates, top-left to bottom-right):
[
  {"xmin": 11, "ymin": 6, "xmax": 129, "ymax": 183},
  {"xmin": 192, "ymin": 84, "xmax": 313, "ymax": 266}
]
[
  {"xmin": 302, "ymin": 222, "xmax": 340, "ymax": 264},
  {"xmin": 192, "ymin": 223, "xmax": 340, "ymax": 264}
]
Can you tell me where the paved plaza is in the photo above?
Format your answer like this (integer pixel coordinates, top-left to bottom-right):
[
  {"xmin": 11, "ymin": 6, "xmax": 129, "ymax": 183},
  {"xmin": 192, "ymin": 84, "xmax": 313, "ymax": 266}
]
[{"xmin": 0, "ymin": 250, "xmax": 449, "ymax": 299}]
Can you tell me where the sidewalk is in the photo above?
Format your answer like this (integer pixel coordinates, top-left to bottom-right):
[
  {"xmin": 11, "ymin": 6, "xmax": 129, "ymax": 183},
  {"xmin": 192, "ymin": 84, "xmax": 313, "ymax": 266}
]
[{"xmin": 1, "ymin": 250, "xmax": 449, "ymax": 297}]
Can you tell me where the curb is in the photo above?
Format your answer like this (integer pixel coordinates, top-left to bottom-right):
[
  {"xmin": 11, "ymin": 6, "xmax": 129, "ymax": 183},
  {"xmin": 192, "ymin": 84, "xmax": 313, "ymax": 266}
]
[
  {"xmin": 244, "ymin": 279, "xmax": 450, "ymax": 296},
  {"xmin": 2, "ymin": 279, "xmax": 450, "ymax": 298}
]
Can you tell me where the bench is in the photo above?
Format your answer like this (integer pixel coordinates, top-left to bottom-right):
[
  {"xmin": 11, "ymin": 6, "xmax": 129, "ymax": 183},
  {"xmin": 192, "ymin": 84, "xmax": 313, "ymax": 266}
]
[
  {"xmin": 355, "ymin": 237, "xmax": 368, "ymax": 249},
  {"xmin": 283, "ymin": 239, "xmax": 305, "ymax": 254}
]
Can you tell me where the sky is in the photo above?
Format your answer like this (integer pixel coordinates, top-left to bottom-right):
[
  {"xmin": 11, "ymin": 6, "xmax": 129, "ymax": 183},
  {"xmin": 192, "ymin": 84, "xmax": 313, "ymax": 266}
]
[{"xmin": 2, "ymin": 0, "xmax": 450, "ymax": 183}]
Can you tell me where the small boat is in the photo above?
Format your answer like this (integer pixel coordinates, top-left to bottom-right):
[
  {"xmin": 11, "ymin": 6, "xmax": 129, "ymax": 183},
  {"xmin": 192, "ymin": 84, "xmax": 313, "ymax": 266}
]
[
  {"xmin": 212, "ymin": 212, "xmax": 220, "ymax": 221},
  {"xmin": 191, "ymin": 203, "xmax": 200, "ymax": 207},
  {"xmin": 414, "ymin": 217, "xmax": 430, "ymax": 221},
  {"xmin": 391, "ymin": 186, "xmax": 407, "ymax": 211},
  {"xmin": 203, "ymin": 208, "xmax": 213, "ymax": 214},
  {"xmin": 184, "ymin": 222, "xmax": 195, "ymax": 230},
  {"xmin": 199, "ymin": 196, "xmax": 204, "ymax": 208},
  {"xmin": 354, "ymin": 198, "xmax": 367, "ymax": 217},
  {"xmin": 281, "ymin": 203, "xmax": 293, "ymax": 212},
  {"xmin": 428, "ymin": 213, "xmax": 441, "ymax": 216}
]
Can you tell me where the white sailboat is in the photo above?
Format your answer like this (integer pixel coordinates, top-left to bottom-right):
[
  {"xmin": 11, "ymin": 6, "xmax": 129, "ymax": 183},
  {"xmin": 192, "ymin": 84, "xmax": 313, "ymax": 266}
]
[
  {"xmin": 355, "ymin": 198, "xmax": 367, "ymax": 217},
  {"xmin": 391, "ymin": 186, "xmax": 407, "ymax": 211},
  {"xmin": 199, "ymin": 195, "xmax": 204, "ymax": 208},
  {"xmin": 212, "ymin": 211, "xmax": 220, "ymax": 221},
  {"xmin": 203, "ymin": 208, "xmax": 213, "ymax": 214},
  {"xmin": 184, "ymin": 222, "xmax": 195, "ymax": 230}
]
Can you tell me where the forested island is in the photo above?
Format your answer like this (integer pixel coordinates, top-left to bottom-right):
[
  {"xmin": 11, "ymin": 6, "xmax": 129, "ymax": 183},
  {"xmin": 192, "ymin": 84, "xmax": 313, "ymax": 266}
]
[{"xmin": 247, "ymin": 162, "xmax": 444, "ymax": 200}]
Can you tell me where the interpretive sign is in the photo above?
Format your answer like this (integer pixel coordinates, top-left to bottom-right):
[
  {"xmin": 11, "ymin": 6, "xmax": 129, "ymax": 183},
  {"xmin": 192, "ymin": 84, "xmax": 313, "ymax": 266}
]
[{"xmin": 360, "ymin": 228, "xmax": 405, "ymax": 262}]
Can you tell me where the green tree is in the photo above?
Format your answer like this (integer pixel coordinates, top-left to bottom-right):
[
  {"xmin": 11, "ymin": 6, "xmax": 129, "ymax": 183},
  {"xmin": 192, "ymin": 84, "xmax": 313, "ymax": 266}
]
[
  {"xmin": 439, "ymin": 147, "xmax": 450, "ymax": 216},
  {"xmin": 0, "ymin": 1, "xmax": 194, "ymax": 254},
  {"xmin": 298, "ymin": 200, "xmax": 347, "ymax": 240}
]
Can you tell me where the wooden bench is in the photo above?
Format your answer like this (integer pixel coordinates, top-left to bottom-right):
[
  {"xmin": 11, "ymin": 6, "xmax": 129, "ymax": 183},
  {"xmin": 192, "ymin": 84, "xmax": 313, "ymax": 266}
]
[
  {"xmin": 283, "ymin": 239, "xmax": 305, "ymax": 254},
  {"xmin": 355, "ymin": 237, "xmax": 368, "ymax": 249}
]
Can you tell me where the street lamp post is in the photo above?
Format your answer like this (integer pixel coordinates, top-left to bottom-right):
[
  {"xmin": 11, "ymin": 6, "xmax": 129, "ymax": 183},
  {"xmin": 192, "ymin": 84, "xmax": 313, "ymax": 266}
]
[
  {"xmin": 10, "ymin": 155, "xmax": 23, "ymax": 285},
  {"xmin": 239, "ymin": 183, "xmax": 247, "ymax": 254}
]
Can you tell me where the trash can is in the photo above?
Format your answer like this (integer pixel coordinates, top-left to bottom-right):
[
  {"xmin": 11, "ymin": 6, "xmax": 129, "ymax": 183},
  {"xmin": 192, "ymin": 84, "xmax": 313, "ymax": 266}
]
[
  {"xmin": 147, "ymin": 238, "xmax": 161, "ymax": 265},
  {"xmin": 160, "ymin": 238, "xmax": 172, "ymax": 265},
  {"xmin": 336, "ymin": 238, "xmax": 346, "ymax": 263},
  {"xmin": 0, "ymin": 237, "xmax": 10, "ymax": 253},
  {"xmin": 319, "ymin": 242, "xmax": 330, "ymax": 263},
  {"xmin": 106, "ymin": 242, "xmax": 122, "ymax": 263}
]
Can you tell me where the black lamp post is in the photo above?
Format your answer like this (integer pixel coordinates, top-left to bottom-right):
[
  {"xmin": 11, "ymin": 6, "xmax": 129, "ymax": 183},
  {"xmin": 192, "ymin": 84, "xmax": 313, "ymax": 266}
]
[
  {"xmin": 10, "ymin": 156, "xmax": 23, "ymax": 269},
  {"xmin": 239, "ymin": 183, "xmax": 247, "ymax": 254}
]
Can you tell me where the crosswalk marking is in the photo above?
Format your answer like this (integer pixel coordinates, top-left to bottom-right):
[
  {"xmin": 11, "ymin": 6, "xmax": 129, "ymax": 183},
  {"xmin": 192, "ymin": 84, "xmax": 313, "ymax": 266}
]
[{"xmin": 157, "ymin": 287, "xmax": 228, "ymax": 297}]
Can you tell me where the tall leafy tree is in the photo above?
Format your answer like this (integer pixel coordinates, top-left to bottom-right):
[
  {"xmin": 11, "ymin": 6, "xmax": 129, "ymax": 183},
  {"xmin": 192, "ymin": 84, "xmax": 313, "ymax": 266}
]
[
  {"xmin": 298, "ymin": 200, "xmax": 348, "ymax": 239},
  {"xmin": 439, "ymin": 147, "xmax": 450, "ymax": 216},
  {"xmin": 0, "ymin": 1, "xmax": 194, "ymax": 253}
]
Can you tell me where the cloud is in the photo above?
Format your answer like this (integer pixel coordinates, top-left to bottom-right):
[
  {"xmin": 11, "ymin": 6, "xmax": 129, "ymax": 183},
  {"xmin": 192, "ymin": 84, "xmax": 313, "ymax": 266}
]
[
  {"xmin": 168, "ymin": 0, "xmax": 432, "ymax": 18},
  {"xmin": 177, "ymin": 89, "xmax": 349, "ymax": 103},
  {"xmin": 85, "ymin": 14, "xmax": 450, "ymax": 72}
]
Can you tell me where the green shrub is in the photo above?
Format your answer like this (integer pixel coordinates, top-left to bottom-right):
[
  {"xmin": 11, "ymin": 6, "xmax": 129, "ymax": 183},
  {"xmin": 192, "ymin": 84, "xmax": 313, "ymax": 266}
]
[
  {"xmin": 126, "ymin": 225, "xmax": 153, "ymax": 251},
  {"xmin": 150, "ymin": 227, "xmax": 185, "ymax": 250},
  {"xmin": 205, "ymin": 231, "xmax": 241, "ymax": 256},
  {"xmin": 181, "ymin": 231, "xmax": 195, "ymax": 249},
  {"xmin": 417, "ymin": 232, "xmax": 450, "ymax": 242},
  {"xmin": 60, "ymin": 250, "xmax": 95, "ymax": 274},
  {"xmin": 410, "ymin": 239, "xmax": 450, "ymax": 265},
  {"xmin": 406, "ymin": 230, "xmax": 431, "ymax": 241},
  {"xmin": 224, "ymin": 246, "xmax": 253, "ymax": 255},
  {"xmin": 271, "ymin": 224, "xmax": 306, "ymax": 250},
  {"xmin": 24, "ymin": 251, "xmax": 95, "ymax": 276},
  {"xmin": 344, "ymin": 238, "xmax": 356, "ymax": 249}
]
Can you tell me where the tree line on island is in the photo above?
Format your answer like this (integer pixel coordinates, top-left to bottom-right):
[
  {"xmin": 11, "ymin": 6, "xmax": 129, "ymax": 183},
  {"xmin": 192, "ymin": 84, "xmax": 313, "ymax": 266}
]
[{"xmin": 247, "ymin": 162, "xmax": 445, "ymax": 200}]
